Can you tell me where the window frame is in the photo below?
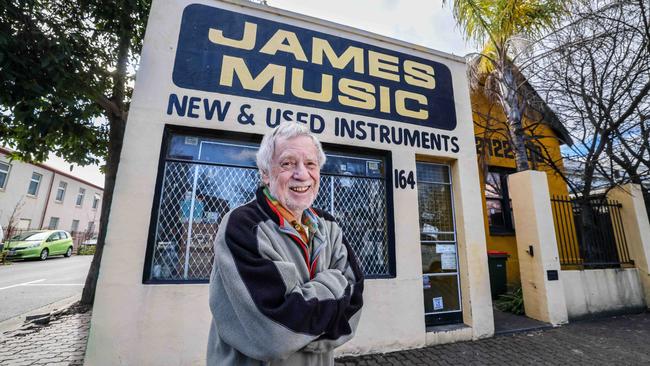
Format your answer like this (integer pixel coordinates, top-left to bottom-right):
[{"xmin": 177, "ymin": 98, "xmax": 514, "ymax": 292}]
[
  {"xmin": 319, "ymin": 141, "xmax": 396, "ymax": 280},
  {"xmin": 92, "ymin": 194, "xmax": 101, "ymax": 209},
  {"xmin": 485, "ymin": 168, "xmax": 516, "ymax": 235},
  {"xmin": 55, "ymin": 181, "xmax": 68, "ymax": 203},
  {"xmin": 0, "ymin": 161, "xmax": 11, "ymax": 190},
  {"xmin": 48, "ymin": 217, "xmax": 60, "ymax": 230},
  {"xmin": 142, "ymin": 125, "xmax": 396, "ymax": 284},
  {"xmin": 27, "ymin": 172, "xmax": 43, "ymax": 196},
  {"xmin": 71, "ymin": 219, "xmax": 80, "ymax": 233},
  {"xmin": 76, "ymin": 188, "xmax": 86, "ymax": 207}
]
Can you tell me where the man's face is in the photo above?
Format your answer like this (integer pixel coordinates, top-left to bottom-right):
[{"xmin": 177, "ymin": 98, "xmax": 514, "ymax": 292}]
[{"xmin": 263, "ymin": 135, "xmax": 321, "ymax": 219}]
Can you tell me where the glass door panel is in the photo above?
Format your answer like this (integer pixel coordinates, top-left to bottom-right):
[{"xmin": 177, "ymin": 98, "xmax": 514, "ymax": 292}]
[
  {"xmin": 423, "ymin": 274, "xmax": 461, "ymax": 313},
  {"xmin": 416, "ymin": 162, "xmax": 462, "ymax": 327}
]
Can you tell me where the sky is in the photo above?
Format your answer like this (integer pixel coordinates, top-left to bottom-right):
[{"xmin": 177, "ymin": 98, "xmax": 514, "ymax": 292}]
[{"xmin": 41, "ymin": 0, "xmax": 476, "ymax": 188}]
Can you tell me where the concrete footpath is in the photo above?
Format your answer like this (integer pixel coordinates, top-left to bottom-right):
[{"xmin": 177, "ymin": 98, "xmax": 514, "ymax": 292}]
[{"xmin": 1, "ymin": 309, "xmax": 649, "ymax": 365}]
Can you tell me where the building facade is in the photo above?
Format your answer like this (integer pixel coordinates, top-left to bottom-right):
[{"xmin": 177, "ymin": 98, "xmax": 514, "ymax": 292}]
[
  {"xmin": 471, "ymin": 87, "xmax": 571, "ymax": 290},
  {"xmin": 84, "ymin": 1, "xmax": 650, "ymax": 365},
  {"xmin": 85, "ymin": 0, "xmax": 494, "ymax": 364},
  {"xmin": 0, "ymin": 147, "xmax": 103, "ymax": 240}
]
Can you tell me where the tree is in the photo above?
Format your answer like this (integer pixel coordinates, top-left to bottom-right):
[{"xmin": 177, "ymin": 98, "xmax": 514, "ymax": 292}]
[
  {"xmin": 444, "ymin": 0, "xmax": 567, "ymax": 171},
  {"xmin": 0, "ymin": 0, "xmax": 151, "ymax": 304},
  {"xmin": 1, "ymin": 197, "xmax": 26, "ymax": 264},
  {"xmin": 527, "ymin": 0, "xmax": 650, "ymax": 263},
  {"xmin": 530, "ymin": 0, "xmax": 650, "ymax": 198}
]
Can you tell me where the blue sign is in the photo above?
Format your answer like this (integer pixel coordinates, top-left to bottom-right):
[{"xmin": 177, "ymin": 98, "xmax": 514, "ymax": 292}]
[{"xmin": 173, "ymin": 4, "xmax": 457, "ymax": 131}]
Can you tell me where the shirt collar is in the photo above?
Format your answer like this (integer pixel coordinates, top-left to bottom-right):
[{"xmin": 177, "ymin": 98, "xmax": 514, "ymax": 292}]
[{"xmin": 262, "ymin": 186, "xmax": 318, "ymax": 231}]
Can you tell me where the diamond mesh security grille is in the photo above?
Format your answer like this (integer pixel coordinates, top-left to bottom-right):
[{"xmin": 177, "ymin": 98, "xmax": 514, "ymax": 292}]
[
  {"xmin": 149, "ymin": 150, "xmax": 391, "ymax": 281},
  {"xmin": 150, "ymin": 162, "xmax": 259, "ymax": 280},
  {"xmin": 314, "ymin": 175, "xmax": 389, "ymax": 276}
]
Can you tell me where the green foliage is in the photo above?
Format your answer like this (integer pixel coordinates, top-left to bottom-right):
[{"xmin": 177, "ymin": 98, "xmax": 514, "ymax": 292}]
[
  {"xmin": 495, "ymin": 287, "xmax": 525, "ymax": 315},
  {"xmin": 0, "ymin": 0, "xmax": 150, "ymax": 165},
  {"xmin": 443, "ymin": 0, "xmax": 569, "ymax": 172},
  {"xmin": 1, "ymin": 0, "xmax": 151, "ymax": 305},
  {"xmin": 445, "ymin": 0, "xmax": 566, "ymax": 70},
  {"xmin": 77, "ymin": 244, "xmax": 96, "ymax": 256},
  {"xmin": 0, "ymin": 251, "xmax": 11, "ymax": 265}
]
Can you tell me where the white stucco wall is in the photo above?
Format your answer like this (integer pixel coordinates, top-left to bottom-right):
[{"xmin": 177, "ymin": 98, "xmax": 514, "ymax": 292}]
[
  {"xmin": 562, "ymin": 268, "xmax": 646, "ymax": 319},
  {"xmin": 84, "ymin": 0, "xmax": 492, "ymax": 364},
  {"xmin": 42, "ymin": 174, "xmax": 103, "ymax": 233},
  {"xmin": 0, "ymin": 150, "xmax": 103, "ymax": 236},
  {"xmin": 508, "ymin": 171, "xmax": 568, "ymax": 325},
  {"xmin": 0, "ymin": 152, "xmax": 53, "ymax": 230}
]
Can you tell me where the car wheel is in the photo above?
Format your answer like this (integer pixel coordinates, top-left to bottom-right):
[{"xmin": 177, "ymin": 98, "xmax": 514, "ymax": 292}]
[
  {"xmin": 65, "ymin": 247, "xmax": 73, "ymax": 258},
  {"xmin": 40, "ymin": 248, "xmax": 49, "ymax": 261}
]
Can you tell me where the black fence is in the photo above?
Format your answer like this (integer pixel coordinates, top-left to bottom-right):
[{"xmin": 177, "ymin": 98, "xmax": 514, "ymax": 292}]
[{"xmin": 550, "ymin": 195, "xmax": 632, "ymax": 268}]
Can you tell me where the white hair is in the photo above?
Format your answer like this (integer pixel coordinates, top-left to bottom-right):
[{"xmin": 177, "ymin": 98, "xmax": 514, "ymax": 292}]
[{"xmin": 256, "ymin": 122, "xmax": 327, "ymax": 178}]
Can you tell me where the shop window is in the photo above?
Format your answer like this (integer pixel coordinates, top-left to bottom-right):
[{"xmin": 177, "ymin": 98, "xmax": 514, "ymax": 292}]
[
  {"xmin": 0, "ymin": 162, "xmax": 10, "ymax": 190},
  {"xmin": 27, "ymin": 172, "xmax": 42, "ymax": 196},
  {"xmin": 485, "ymin": 169, "xmax": 515, "ymax": 234},
  {"xmin": 146, "ymin": 132, "xmax": 393, "ymax": 282},
  {"xmin": 55, "ymin": 181, "xmax": 67, "ymax": 202}
]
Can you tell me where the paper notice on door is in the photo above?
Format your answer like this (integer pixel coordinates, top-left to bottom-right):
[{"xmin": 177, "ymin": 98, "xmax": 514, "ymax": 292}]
[
  {"xmin": 441, "ymin": 253, "xmax": 457, "ymax": 270},
  {"xmin": 436, "ymin": 244, "xmax": 456, "ymax": 254},
  {"xmin": 433, "ymin": 297, "xmax": 444, "ymax": 310},
  {"xmin": 423, "ymin": 276, "xmax": 431, "ymax": 289}
]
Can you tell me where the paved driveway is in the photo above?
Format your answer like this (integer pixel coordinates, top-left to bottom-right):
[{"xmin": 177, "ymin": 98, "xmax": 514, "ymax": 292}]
[{"xmin": 0, "ymin": 256, "xmax": 92, "ymax": 323}]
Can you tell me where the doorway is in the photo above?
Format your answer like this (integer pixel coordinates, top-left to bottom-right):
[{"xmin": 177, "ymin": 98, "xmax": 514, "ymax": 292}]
[{"xmin": 416, "ymin": 162, "xmax": 462, "ymax": 326}]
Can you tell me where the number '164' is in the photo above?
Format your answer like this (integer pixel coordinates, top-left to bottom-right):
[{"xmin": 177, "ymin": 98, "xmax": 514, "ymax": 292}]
[{"xmin": 394, "ymin": 169, "xmax": 416, "ymax": 189}]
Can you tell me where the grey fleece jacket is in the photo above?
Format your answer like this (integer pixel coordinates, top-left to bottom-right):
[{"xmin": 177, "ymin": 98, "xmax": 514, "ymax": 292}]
[{"xmin": 207, "ymin": 187, "xmax": 364, "ymax": 365}]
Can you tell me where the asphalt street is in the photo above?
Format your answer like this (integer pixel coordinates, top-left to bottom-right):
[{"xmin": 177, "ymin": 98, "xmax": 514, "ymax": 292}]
[{"xmin": 0, "ymin": 255, "xmax": 92, "ymax": 322}]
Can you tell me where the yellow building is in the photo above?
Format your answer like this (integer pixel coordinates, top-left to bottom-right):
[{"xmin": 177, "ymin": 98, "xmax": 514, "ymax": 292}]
[{"xmin": 471, "ymin": 85, "xmax": 572, "ymax": 290}]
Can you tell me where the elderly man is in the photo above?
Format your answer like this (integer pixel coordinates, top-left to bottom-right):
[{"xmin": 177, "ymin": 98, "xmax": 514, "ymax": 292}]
[{"xmin": 207, "ymin": 122, "xmax": 364, "ymax": 365}]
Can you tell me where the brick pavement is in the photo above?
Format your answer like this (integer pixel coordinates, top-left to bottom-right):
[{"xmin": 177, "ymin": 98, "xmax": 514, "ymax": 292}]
[
  {"xmin": 0, "ymin": 310, "xmax": 91, "ymax": 366},
  {"xmin": 0, "ymin": 308, "xmax": 648, "ymax": 365},
  {"xmin": 337, "ymin": 312, "xmax": 650, "ymax": 365}
]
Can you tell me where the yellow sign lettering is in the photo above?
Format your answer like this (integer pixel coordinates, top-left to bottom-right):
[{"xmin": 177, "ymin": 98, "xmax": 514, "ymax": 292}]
[
  {"xmin": 338, "ymin": 78, "xmax": 375, "ymax": 110},
  {"xmin": 312, "ymin": 38, "xmax": 364, "ymax": 74},
  {"xmin": 260, "ymin": 30, "xmax": 308, "ymax": 62},
  {"xmin": 395, "ymin": 90, "xmax": 428, "ymax": 119},
  {"xmin": 404, "ymin": 60, "xmax": 435, "ymax": 89},
  {"xmin": 369, "ymin": 51, "xmax": 400, "ymax": 82},
  {"xmin": 291, "ymin": 68, "xmax": 333, "ymax": 102},
  {"xmin": 208, "ymin": 22, "xmax": 257, "ymax": 50},
  {"xmin": 219, "ymin": 55, "xmax": 286, "ymax": 95}
]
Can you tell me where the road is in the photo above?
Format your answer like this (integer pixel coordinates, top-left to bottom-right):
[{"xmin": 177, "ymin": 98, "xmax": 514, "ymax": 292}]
[{"xmin": 0, "ymin": 255, "xmax": 92, "ymax": 322}]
